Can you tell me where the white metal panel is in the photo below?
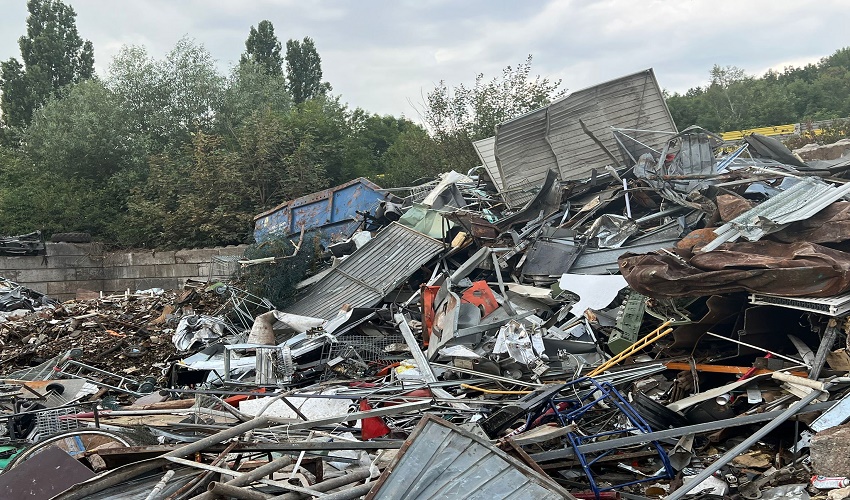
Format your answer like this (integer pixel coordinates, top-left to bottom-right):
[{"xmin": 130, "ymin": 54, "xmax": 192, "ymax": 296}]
[{"xmin": 493, "ymin": 69, "xmax": 677, "ymax": 207}]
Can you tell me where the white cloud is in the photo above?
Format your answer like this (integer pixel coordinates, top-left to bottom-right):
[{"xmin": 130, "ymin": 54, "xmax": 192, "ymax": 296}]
[{"xmin": 0, "ymin": 0, "xmax": 849, "ymax": 118}]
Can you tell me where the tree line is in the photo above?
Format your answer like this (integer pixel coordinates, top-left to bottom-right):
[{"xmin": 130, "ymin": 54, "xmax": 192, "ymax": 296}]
[
  {"xmin": 0, "ymin": 1, "xmax": 564, "ymax": 249},
  {"xmin": 0, "ymin": 2, "xmax": 432, "ymax": 248},
  {"xmin": 666, "ymin": 48, "xmax": 850, "ymax": 133},
  {"xmin": 7, "ymin": 1, "xmax": 845, "ymax": 251}
]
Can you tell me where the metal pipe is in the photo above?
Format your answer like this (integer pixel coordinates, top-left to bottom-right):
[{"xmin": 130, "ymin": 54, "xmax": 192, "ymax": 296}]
[
  {"xmin": 145, "ymin": 470, "xmax": 176, "ymax": 500},
  {"xmin": 188, "ymin": 454, "xmax": 293, "ymax": 500},
  {"xmin": 271, "ymin": 481, "xmax": 373, "ymax": 500},
  {"xmin": 665, "ymin": 388, "xmax": 826, "ymax": 500},
  {"xmin": 273, "ymin": 468, "xmax": 371, "ymax": 500},
  {"xmin": 166, "ymin": 442, "xmax": 238, "ymax": 500},
  {"xmin": 207, "ymin": 482, "xmax": 272, "ymax": 500},
  {"xmin": 56, "ymin": 417, "xmax": 272, "ymax": 500}
]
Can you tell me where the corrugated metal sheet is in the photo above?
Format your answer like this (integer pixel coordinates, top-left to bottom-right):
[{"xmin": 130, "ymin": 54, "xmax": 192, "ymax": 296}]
[
  {"xmin": 365, "ymin": 415, "xmax": 575, "ymax": 500},
  {"xmin": 494, "ymin": 69, "xmax": 676, "ymax": 207},
  {"xmin": 702, "ymin": 177, "xmax": 850, "ymax": 252},
  {"xmin": 472, "ymin": 136, "xmax": 504, "ymax": 193},
  {"xmin": 284, "ymin": 223, "xmax": 444, "ymax": 320}
]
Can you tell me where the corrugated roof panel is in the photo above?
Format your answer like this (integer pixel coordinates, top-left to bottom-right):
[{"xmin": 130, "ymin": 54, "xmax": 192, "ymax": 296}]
[
  {"xmin": 472, "ymin": 137, "xmax": 503, "ymax": 193},
  {"xmin": 284, "ymin": 223, "xmax": 444, "ymax": 319},
  {"xmin": 492, "ymin": 69, "xmax": 676, "ymax": 207},
  {"xmin": 366, "ymin": 415, "xmax": 574, "ymax": 500}
]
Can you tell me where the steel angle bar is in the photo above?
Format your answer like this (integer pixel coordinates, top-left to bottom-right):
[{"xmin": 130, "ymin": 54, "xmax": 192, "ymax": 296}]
[
  {"xmin": 531, "ymin": 399, "xmax": 836, "ymax": 462},
  {"xmin": 267, "ymin": 400, "xmax": 431, "ymax": 430},
  {"xmin": 665, "ymin": 388, "xmax": 826, "ymax": 500},
  {"xmin": 395, "ymin": 313, "xmax": 470, "ymax": 410},
  {"xmin": 429, "ymin": 362, "xmax": 544, "ymax": 388}
]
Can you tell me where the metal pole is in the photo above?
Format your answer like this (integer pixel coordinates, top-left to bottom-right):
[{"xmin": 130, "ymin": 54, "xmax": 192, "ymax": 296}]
[
  {"xmin": 273, "ymin": 468, "xmax": 371, "ymax": 500},
  {"xmin": 271, "ymin": 482, "xmax": 373, "ymax": 500},
  {"xmin": 188, "ymin": 455, "xmax": 292, "ymax": 500},
  {"xmin": 207, "ymin": 482, "xmax": 272, "ymax": 500},
  {"xmin": 665, "ymin": 388, "xmax": 825, "ymax": 500}
]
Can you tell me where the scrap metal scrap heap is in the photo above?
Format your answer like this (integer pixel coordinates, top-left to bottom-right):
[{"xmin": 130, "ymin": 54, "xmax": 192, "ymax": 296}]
[{"xmin": 5, "ymin": 68, "xmax": 850, "ymax": 499}]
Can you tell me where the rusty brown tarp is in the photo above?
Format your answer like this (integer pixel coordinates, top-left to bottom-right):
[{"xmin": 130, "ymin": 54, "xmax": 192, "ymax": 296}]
[{"xmin": 619, "ymin": 241, "xmax": 850, "ymax": 298}]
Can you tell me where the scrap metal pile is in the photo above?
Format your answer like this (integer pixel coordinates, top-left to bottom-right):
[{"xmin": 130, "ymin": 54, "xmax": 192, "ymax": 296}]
[{"xmin": 5, "ymin": 68, "xmax": 850, "ymax": 499}]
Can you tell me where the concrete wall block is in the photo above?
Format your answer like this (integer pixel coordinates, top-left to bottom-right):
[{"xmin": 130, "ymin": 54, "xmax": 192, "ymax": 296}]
[
  {"xmin": 24, "ymin": 268, "xmax": 77, "ymax": 282},
  {"xmin": 47, "ymin": 255, "xmax": 100, "ymax": 269},
  {"xmin": 99, "ymin": 279, "xmax": 135, "ymax": 294},
  {"xmin": 46, "ymin": 242, "xmax": 103, "ymax": 257},
  {"xmin": 46, "ymin": 280, "xmax": 84, "ymax": 297},
  {"xmin": 72, "ymin": 280, "xmax": 109, "ymax": 294},
  {"xmin": 196, "ymin": 264, "xmax": 211, "ymax": 279},
  {"xmin": 134, "ymin": 277, "xmax": 184, "ymax": 291},
  {"xmin": 75, "ymin": 267, "xmax": 106, "ymax": 280},
  {"xmin": 101, "ymin": 252, "xmax": 132, "ymax": 267},
  {"xmin": 25, "ymin": 281, "xmax": 50, "ymax": 296},
  {"xmin": 112, "ymin": 265, "xmax": 153, "ymax": 280},
  {"xmin": 0, "ymin": 270, "xmax": 22, "ymax": 282},
  {"xmin": 123, "ymin": 250, "xmax": 177, "ymax": 266},
  {"xmin": 0, "ymin": 256, "xmax": 50, "ymax": 270},
  {"xmin": 174, "ymin": 248, "xmax": 219, "ymax": 264},
  {"xmin": 153, "ymin": 263, "xmax": 200, "ymax": 279}
]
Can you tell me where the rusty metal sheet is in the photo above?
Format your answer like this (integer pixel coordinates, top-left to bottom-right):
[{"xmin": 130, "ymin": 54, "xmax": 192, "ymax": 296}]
[
  {"xmin": 0, "ymin": 446, "xmax": 95, "ymax": 500},
  {"xmin": 772, "ymin": 200, "xmax": 850, "ymax": 244},
  {"xmin": 620, "ymin": 240, "xmax": 850, "ymax": 298}
]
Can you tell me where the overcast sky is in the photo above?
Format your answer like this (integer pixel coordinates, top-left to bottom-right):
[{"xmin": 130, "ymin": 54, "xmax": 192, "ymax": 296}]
[{"xmin": 1, "ymin": 0, "xmax": 849, "ymax": 120}]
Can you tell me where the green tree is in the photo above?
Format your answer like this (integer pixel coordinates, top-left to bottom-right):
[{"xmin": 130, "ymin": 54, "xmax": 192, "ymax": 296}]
[
  {"xmin": 107, "ymin": 38, "xmax": 225, "ymax": 150},
  {"xmin": 424, "ymin": 55, "xmax": 565, "ymax": 171},
  {"xmin": 217, "ymin": 61, "xmax": 291, "ymax": 134},
  {"xmin": 240, "ymin": 20, "xmax": 284, "ymax": 77},
  {"xmin": 665, "ymin": 47, "xmax": 850, "ymax": 132},
  {"xmin": 382, "ymin": 127, "xmax": 445, "ymax": 187},
  {"xmin": 0, "ymin": 80, "xmax": 145, "ymax": 240},
  {"xmin": 0, "ymin": 0, "xmax": 94, "ymax": 131},
  {"xmin": 343, "ymin": 111, "xmax": 422, "ymax": 180},
  {"xmin": 25, "ymin": 79, "xmax": 144, "ymax": 179},
  {"xmin": 234, "ymin": 107, "xmax": 327, "ymax": 207},
  {"xmin": 121, "ymin": 132, "xmax": 254, "ymax": 248},
  {"xmin": 285, "ymin": 37, "xmax": 331, "ymax": 104}
]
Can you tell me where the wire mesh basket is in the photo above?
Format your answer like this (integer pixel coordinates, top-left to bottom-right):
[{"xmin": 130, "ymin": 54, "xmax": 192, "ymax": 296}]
[
  {"xmin": 35, "ymin": 406, "xmax": 82, "ymax": 438},
  {"xmin": 321, "ymin": 331, "xmax": 407, "ymax": 380}
]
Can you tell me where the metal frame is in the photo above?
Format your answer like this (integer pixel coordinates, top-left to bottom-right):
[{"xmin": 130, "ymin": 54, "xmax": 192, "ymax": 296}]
[{"xmin": 525, "ymin": 377, "xmax": 674, "ymax": 497}]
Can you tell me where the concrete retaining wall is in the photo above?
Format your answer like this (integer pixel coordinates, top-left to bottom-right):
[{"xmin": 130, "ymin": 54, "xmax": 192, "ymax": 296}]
[{"xmin": 0, "ymin": 243, "xmax": 248, "ymax": 300}]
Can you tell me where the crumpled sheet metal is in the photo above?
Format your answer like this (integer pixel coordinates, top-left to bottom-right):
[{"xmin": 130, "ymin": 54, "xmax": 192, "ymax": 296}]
[
  {"xmin": 702, "ymin": 177, "xmax": 850, "ymax": 253},
  {"xmin": 619, "ymin": 241, "xmax": 850, "ymax": 298},
  {"xmin": 772, "ymin": 201, "xmax": 850, "ymax": 245}
]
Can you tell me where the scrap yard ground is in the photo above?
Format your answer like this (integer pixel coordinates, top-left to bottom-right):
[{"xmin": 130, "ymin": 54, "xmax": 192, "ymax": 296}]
[{"xmin": 5, "ymin": 66, "xmax": 850, "ymax": 500}]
